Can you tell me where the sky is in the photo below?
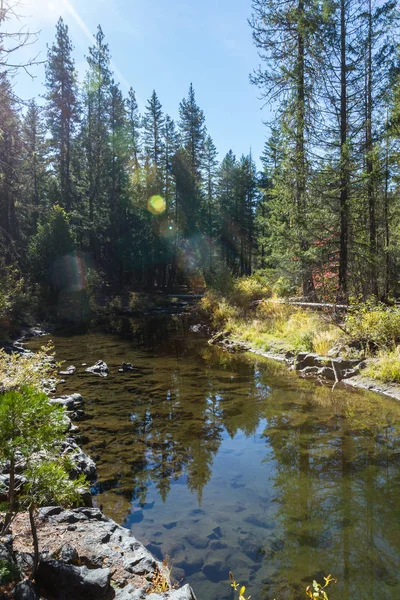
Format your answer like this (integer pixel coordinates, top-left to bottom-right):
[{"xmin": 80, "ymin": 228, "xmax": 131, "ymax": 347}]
[{"xmin": 5, "ymin": 0, "xmax": 272, "ymax": 166}]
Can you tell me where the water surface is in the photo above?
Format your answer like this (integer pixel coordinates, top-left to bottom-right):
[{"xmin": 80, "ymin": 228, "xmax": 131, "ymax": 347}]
[{"xmin": 30, "ymin": 315, "xmax": 400, "ymax": 600}]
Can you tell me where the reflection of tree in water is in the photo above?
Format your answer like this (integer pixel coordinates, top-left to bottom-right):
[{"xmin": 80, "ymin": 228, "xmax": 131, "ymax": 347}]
[
  {"xmin": 258, "ymin": 380, "xmax": 400, "ymax": 600},
  {"xmin": 125, "ymin": 345, "xmax": 269, "ymax": 506}
]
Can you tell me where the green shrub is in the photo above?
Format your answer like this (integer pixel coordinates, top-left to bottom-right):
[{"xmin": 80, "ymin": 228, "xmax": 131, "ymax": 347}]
[
  {"xmin": 365, "ymin": 350, "xmax": 400, "ymax": 382},
  {"xmin": 272, "ymin": 275, "xmax": 298, "ymax": 298},
  {"xmin": 85, "ymin": 267, "xmax": 105, "ymax": 310},
  {"xmin": 0, "ymin": 559, "xmax": 19, "ymax": 584},
  {"xmin": 346, "ymin": 301, "xmax": 400, "ymax": 350}
]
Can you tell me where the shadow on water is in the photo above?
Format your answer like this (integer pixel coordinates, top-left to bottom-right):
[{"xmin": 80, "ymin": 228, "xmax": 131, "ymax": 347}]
[{"xmin": 28, "ymin": 315, "xmax": 400, "ymax": 600}]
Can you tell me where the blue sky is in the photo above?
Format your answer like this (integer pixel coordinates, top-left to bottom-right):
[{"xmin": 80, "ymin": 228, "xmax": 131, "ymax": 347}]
[{"xmin": 8, "ymin": 0, "xmax": 271, "ymax": 166}]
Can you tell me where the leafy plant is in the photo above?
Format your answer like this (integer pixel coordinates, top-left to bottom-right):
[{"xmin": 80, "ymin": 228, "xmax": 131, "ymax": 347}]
[
  {"xmin": 0, "ymin": 386, "xmax": 68, "ymax": 534},
  {"xmin": 24, "ymin": 459, "xmax": 86, "ymax": 574},
  {"xmin": 146, "ymin": 557, "xmax": 178, "ymax": 595},
  {"xmin": 345, "ymin": 301, "xmax": 400, "ymax": 351},
  {"xmin": 305, "ymin": 574, "xmax": 336, "ymax": 599},
  {"xmin": 229, "ymin": 572, "xmax": 251, "ymax": 600},
  {"xmin": 0, "ymin": 559, "xmax": 20, "ymax": 585},
  {"xmin": 0, "ymin": 343, "xmax": 58, "ymax": 393}
]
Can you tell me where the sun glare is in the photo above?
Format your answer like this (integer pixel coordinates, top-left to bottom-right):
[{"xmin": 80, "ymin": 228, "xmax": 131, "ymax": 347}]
[{"xmin": 148, "ymin": 195, "xmax": 166, "ymax": 215}]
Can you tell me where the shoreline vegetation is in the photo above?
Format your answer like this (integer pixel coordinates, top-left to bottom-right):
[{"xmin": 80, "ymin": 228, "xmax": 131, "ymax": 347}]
[{"xmin": 194, "ymin": 275, "xmax": 400, "ymax": 400}]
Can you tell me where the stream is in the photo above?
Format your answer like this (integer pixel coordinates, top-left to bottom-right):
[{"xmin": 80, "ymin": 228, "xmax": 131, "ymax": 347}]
[{"xmin": 28, "ymin": 314, "xmax": 400, "ymax": 600}]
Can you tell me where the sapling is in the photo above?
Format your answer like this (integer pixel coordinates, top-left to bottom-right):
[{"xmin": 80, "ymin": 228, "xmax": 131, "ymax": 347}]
[
  {"xmin": 23, "ymin": 459, "xmax": 86, "ymax": 574},
  {"xmin": 0, "ymin": 386, "xmax": 76, "ymax": 529}
]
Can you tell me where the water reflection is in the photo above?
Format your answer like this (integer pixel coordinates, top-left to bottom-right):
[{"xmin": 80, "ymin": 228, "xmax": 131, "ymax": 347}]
[{"xmin": 33, "ymin": 316, "xmax": 400, "ymax": 600}]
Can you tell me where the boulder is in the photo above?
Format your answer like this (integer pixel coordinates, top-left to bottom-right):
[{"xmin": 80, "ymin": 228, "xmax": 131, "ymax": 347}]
[
  {"xmin": 85, "ymin": 361, "xmax": 108, "ymax": 376},
  {"xmin": 294, "ymin": 353, "xmax": 318, "ymax": 370},
  {"xmin": 119, "ymin": 362, "xmax": 135, "ymax": 372},
  {"xmin": 36, "ymin": 559, "xmax": 111, "ymax": 600},
  {"xmin": 59, "ymin": 543, "xmax": 79, "ymax": 565},
  {"xmin": 300, "ymin": 366, "xmax": 319, "ymax": 376},
  {"xmin": 318, "ymin": 367, "xmax": 336, "ymax": 381},
  {"xmin": 13, "ymin": 580, "xmax": 39, "ymax": 600},
  {"xmin": 59, "ymin": 366, "xmax": 77, "ymax": 376},
  {"xmin": 50, "ymin": 393, "xmax": 83, "ymax": 410}
]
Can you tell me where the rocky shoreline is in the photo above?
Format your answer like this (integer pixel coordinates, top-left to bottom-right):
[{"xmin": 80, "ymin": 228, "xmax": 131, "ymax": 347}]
[
  {"xmin": 207, "ymin": 329, "xmax": 400, "ymax": 401},
  {"xmin": 0, "ymin": 330, "xmax": 197, "ymax": 600}
]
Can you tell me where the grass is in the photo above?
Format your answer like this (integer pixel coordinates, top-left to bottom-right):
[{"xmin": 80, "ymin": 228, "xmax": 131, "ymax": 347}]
[
  {"xmin": 200, "ymin": 292, "xmax": 342, "ymax": 356},
  {"xmin": 364, "ymin": 349, "xmax": 400, "ymax": 383},
  {"xmin": 200, "ymin": 278, "xmax": 400, "ymax": 389}
]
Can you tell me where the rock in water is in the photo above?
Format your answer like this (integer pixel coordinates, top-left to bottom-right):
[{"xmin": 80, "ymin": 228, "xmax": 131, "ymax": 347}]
[
  {"xmin": 85, "ymin": 361, "xmax": 109, "ymax": 377},
  {"xmin": 59, "ymin": 365, "xmax": 76, "ymax": 376}
]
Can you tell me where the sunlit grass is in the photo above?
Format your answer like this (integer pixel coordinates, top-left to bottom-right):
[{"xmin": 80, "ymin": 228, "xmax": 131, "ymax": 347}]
[
  {"xmin": 364, "ymin": 349, "xmax": 400, "ymax": 383},
  {"xmin": 202, "ymin": 293, "xmax": 342, "ymax": 356}
]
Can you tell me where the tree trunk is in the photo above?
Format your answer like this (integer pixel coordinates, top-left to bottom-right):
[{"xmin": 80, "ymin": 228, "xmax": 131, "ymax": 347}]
[
  {"xmin": 338, "ymin": 0, "xmax": 349, "ymax": 298},
  {"xmin": 29, "ymin": 504, "xmax": 40, "ymax": 577}
]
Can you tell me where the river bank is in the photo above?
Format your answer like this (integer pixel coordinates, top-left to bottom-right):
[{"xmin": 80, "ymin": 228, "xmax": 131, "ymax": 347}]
[
  {"xmin": 198, "ymin": 291, "xmax": 400, "ymax": 402},
  {"xmin": 220, "ymin": 334, "xmax": 400, "ymax": 402}
]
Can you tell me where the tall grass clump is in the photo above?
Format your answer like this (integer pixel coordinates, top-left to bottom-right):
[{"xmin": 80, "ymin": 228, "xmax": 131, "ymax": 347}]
[
  {"xmin": 345, "ymin": 301, "xmax": 400, "ymax": 350},
  {"xmin": 364, "ymin": 349, "xmax": 400, "ymax": 383}
]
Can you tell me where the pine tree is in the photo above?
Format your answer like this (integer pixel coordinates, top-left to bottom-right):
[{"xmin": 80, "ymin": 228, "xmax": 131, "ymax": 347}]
[
  {"xmin": 250, "ymin": 0, "xmax": 322, "ymax": 294},
  {"xmin": 127, "ymin": 88, "xmax": 141, "ymax": 170},
  {"xmin": 19, "ymin": 100, "xmax": 47, "ymax": 236},
  {"xmin": 82, "ymin": 25, "xmax": 112, "ymax": 257},
  {"xmin": 178, "ymin": 83, "xmax": 206, "ymax": 180},
  {"xmin": 45, "ymin": 17, "xmax": 79, "ymax": 212},
  {"xmin": 0, "ymin": 74, "xmax": 20, "ymax": 257},
  {"xmin": 202, "ymin": 135, "xmax": 218, "ymax": 271},
  {"xmin": 142, "ymin": 90, "xmax": 165, "ymax": 195}
]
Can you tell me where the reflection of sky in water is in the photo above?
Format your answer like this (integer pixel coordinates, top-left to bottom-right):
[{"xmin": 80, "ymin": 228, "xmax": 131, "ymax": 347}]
[{"xmin": 27, "ymin": 316, "xmax": 400, "ymax": 600}]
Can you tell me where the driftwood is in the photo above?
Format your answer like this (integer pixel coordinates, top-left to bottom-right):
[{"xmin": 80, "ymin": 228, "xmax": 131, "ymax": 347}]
[{"xmin": 252, "ymin": 299, "xmax": 348, "ymax": 311}]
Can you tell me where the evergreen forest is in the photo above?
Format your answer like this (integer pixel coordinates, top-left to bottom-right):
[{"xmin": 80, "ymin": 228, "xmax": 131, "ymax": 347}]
[{"xmin": 1, "ymin": 0, "xmax": 400, "ymax": 318}]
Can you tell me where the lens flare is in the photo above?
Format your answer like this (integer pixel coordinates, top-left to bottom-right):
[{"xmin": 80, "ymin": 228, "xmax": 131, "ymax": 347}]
[{"xmin": 147, "ymin": 195, "xmax": 166, "ymax": 215}]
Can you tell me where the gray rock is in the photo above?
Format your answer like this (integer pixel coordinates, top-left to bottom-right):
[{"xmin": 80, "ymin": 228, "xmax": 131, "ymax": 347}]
[
  {"xmin": 0, "ymin": 541, "xmax": 13, "ymax": 562},
  {"xmin": 120, "ymin": 362, "xmax": 135, "ymax": 372},
  {"xmin": 85, "ymin": 361, "xmax": 108, "ymax": 376},
  {"xmin": 59, "ymin": 543, "xmax": 79, "ymax": 564},
  {"xmin": 59, "ymin": 365, "xmax": 77, "ymax": 376},
  {"xmin": 36, "ymin": 559, "xmax": 111, "ymax": 600},
  {"xmin": 50, "ymin": 393, "xmax": 83, "ymax": 410},
  {"xmin": 342, "ymin": 368, "xmax": 359, "ymax": 379},
  {"xmin": 13, "ymin": 580, "xmax": 39, "ymax": 600},
  {"xmin": 202, "ymin": 558, "xmax": 229, "ymax": 583},
  {"xmin": 300, "ymin": 366, "xmax": 319, "ymax": 375},
  {"xmin": 184, "ymin": 533, "xmax": 209, "ymax": 549},
  {"xmin": 318, "ymin": 367, "xmax": 335, "ymax": 381},
  {"xmin": 114, "ymin": 585, "xmax": 146, "ymax": 600},
  {"xmin": 295, "ymin": 353, "xmax": 318, "ymax": 370}
]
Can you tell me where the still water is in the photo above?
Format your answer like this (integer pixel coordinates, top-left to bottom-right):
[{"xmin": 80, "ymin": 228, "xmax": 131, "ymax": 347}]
[{"xmin": 31, "ymin": 315, "xmax": 400, "ymax": 599}]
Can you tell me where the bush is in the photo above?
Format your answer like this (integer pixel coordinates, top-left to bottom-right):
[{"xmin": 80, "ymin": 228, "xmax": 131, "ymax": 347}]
[
  {"xmin": 230, "ymin": 276, "xmax": 271, "ymax": 307},
  {"xmin": 0, "ymin": 343, "xmax": 58, "ymax": 393},
  {"xmin": 346, "ymin": 301, "xmax": 400, "ymax": 350},
  {"xmin": 85, "ymin": 267, "xmax": 105, "ymax": 310},
  {"xmin": 0, "ymin": 263, "xmax": 37, "ymax": 330},
  {"xmin": 365, "ymin": 349, "xmax": 400, "ymax": 383},
  {"xmin": 28, "ymin": 205, "xmax": 74, "ymax": 289},
  {"xmin": 272, "ymin": 275, "xmax": 298, "ymax": 298}
]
